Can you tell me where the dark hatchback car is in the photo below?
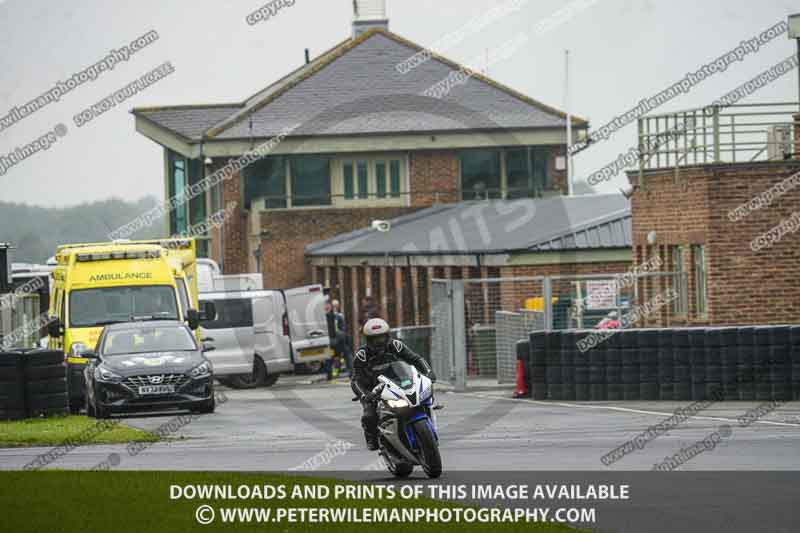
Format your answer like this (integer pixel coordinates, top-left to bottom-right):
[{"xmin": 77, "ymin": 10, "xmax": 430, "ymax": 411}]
[{"xmin": 82, "ymin": 320, "xmax": 215, "ymax": 418}]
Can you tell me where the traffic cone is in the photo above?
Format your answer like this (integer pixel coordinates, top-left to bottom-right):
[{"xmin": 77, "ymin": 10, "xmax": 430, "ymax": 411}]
[{"xmin": 514, "ymin": 358, "xmax": 530, "ymax": 398}]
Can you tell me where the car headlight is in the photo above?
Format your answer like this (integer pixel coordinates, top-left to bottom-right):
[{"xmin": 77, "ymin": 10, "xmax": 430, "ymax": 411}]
[
  {"xmin": 386, "ymin": 398, "xmax": 409, "ymax": 408},
  {"xmin": 190, "ymin": 362, "xmax": 212, "ymax": 379},
  {"xmin": 95, "ymin": 365, "xmax": 122, "ymax": 382}
]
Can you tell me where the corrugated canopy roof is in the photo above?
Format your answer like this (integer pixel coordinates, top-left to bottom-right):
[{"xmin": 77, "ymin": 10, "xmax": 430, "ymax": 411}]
[{"xmin": 306, "ymin": 194, "xmax": 631, "ymax": 257}]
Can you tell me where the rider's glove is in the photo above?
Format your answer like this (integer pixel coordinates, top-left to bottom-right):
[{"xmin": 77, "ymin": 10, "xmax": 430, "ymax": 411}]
[
  {"xmin": 427, "ymin": 371, "xmax": 437, "ymax": 383},
  {"xmin": 361, "ymin": 391, "xmax": 377, "ymax": 403}
]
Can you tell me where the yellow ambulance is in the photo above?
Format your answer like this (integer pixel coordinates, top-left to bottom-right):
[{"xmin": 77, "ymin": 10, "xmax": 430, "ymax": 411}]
[{"xmin": 48, "ymin": 242, "xmax": 200, "ymax": 413}]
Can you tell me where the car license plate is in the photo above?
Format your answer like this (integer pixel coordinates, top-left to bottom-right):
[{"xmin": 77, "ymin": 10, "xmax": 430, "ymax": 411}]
[
  {"xmin": 300, "ymin": 347, "xmax": 331, "ymax": 358},
  {"xmin": 138, "ymin": 385, "xmax": 175, "ymax": 395}
]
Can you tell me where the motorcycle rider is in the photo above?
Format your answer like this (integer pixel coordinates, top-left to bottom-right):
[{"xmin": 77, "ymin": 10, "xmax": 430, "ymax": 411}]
[{"xmin": 351, "ymin": 318, "xmax": 436, "ymax": 450}]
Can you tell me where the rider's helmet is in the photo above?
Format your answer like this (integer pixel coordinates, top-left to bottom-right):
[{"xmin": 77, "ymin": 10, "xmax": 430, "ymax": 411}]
[{"xmin": 363, "ymin": 318, "xmax": 391, "ymax": 356}]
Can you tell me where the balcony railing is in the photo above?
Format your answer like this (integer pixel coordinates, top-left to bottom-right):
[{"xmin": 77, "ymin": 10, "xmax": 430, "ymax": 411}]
[
  {"xmin": 246, "ymin": 187, "xmax": 553, "ymax": 210},
  {"xmin": 637, "ymin": 102, "xmax": 800, "ymax": 179}
]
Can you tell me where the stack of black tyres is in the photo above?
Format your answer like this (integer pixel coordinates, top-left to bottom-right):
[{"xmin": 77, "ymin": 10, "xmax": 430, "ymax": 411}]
[
  {"xmin": 720, "ymin": 327, "xmax": 739, "ymax": 401},
  {"xmin": 673, "ymin": 329, "xmax": 691, "ymax": 400},
  {"xmin": 737, "ymin": 327, "xmax": 755, "ymax": 400},
  {"xmin": 639, "ymin": 329, "xmax": 659, "ymax": 400},
  {"xmin": 605, "ymin": 333, "xmax": 623, "ymax": 401},
  {"xmin": 657, "ymin": 329, "xmax": 674, "ymax": 401},
  {"xmin": 573, "ymin": 331, "xmax": 590, "ymax": 401},
  {"xmin": 545, "ymin": 332, "xmax": 562, "ymax": 400},
  {"xmin": 588, "ymin": 331, "xmax": 606, "ymax": 401},
  {"xmin": 621, "ymin": 330, "xmax": 639, "ymax": 400},
  {"xmin": 0, "ymin": 351, "xmax": 25, "ymax": 420},
  {"xmin": 793, "ymin": 326, "xmax": 800, "ymax": 401},
  {"xmin": 705, "ymin": 328, "xmax": 723, "ymax": 400},
  {"xmin": 771, "ymin": 326, "xmax": 792, "ymax": 401},
  {"xmin": 561, "ymin": 331, "xmax": 577, "ymax": 401},
  {"xmin": 754, "ymin": 326, "xmax": 772, "ymax": 401},
  {"xmin": 530, "ymin": 332, "xmax": 547, "ymax": 400},
  {"xmin": 24, "ymin": 350, "xmax": 68, "ymax": 417},
  {"xmin": 688, "ymin": 328, "xmax": 706, "ymax": 400}
]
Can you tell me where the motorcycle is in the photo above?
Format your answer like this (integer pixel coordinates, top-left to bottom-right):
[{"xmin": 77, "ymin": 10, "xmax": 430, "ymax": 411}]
[{"xmin": 366, "ymin": 361, "xmax": 443, "ymax": 478}]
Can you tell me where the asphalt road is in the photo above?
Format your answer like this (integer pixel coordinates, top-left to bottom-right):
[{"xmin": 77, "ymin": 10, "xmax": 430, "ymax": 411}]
[{"xmin": 2, "ymin": 376, "xmax": 800, "ymax": 473}]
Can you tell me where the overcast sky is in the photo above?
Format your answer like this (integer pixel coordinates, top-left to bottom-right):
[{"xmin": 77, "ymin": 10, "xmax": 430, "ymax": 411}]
[{"xmin": 0, "ymin": 0, "xmax": 798, "ymax": 207}]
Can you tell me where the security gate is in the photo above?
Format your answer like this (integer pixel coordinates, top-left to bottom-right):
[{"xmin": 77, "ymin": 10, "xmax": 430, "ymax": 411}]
[
  {"xmin": 430, "ymin": 277, "xmax": 548, "ymax": 391},
  {"xmin": 428, "ymin": 272, "xmax": 684, "ymax": 390},
  {"xmin": 430, "ymin": 280, "xmax": 465, "ymax": 390}
]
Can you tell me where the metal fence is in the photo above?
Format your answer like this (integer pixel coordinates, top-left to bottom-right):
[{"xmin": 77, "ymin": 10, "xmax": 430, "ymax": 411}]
[
  {"xmin": 638, "ymin": 102, "xmax": 800, "ymax": 187},
  {"xmin": 430, "ymin": 280, "xmax": 459, "ymax": 389},
  {"xmin": 0, "ymin": 294, "xmax": 41, "ymax": 350},
  {"xmin": 429, "ymin": 272, "xmax": 683, "ymax": 390}
]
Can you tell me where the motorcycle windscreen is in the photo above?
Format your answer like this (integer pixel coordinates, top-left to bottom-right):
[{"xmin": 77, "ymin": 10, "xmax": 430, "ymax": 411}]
[{"xmin": 381, "ymin": 361, "xmax": 415, "ymax": 390}]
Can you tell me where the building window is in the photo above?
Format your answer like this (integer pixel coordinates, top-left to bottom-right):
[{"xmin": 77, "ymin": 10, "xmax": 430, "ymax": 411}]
[
  {"xmin": 460, "ymin": 150, "xmax": 501, "ymax": 200},
  {"xmin": 671, "ymin": 245, "xmax": 687, "ymax": 315},
  {"xmin": 693, "ymin": 245, "xmax": 707, "ymax": 316},
  {"xmin": 376, "ymin": 162, "xmax": 387, "ymax": 198},
  {"xmin": 333, "ymin": 156, "xmax": 405, "ymax": 205},
  {"xmin": 243, "ymin": 156, "xmax": 287, "ymax": 209},
  {"xmin": 291, "ymin": 156, "xmax": 331, "ymax": 206},
  {"xmin": 357, "ymin": 161, "xmax": 369, "ymax": 199},
  {"xmin": 188, "ymin": 158, "xmax": 206, "ymax": 227},
  {"xmin": 343, "ymin": 162, "xmax": 355, "ymax": 199},
  {"xmin": 168, "ymin": 151, "xmax": 188, "ymax": 235},
  {"xmin": 390, "ymin": 160, "xmax": 401, "ymax": 198},
  {"xmin": 505, "ymin": 148, "xmax": 549, "ymax": 199}
]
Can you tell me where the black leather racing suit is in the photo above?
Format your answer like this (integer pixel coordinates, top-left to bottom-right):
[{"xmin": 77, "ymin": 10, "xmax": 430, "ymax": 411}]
[{"xmin": 350, "ymin": 339, "xmax": 433, "ymax": 447}]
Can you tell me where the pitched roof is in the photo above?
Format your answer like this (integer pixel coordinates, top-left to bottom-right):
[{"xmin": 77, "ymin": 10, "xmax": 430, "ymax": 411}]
[
  {"xmin": 305, "ymin": 194, "xmax": 631, "ymax": 257},
  {"xmin": 133, "ymin": 28, "xmax": 586, "ymax": 143},
  {"xmin": 134, "ymin": 104, "xmax": 242, "ymax": 141}
]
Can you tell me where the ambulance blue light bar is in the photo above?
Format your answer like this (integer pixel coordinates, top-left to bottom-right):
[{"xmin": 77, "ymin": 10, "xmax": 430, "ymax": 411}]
[{"xmin": 76, "ymin": 250, "xmax": 161, "ymax": 262}]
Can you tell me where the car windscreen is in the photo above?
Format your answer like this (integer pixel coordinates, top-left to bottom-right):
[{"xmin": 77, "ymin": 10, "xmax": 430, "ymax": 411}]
[
  {"xmin": 69, "ymin": 285, "xmax": 179, "ymax": 328},
  {"xmin": 101, "ymin": 325, "xmax": 197, "ymax": 356},
  {"xmin": 200, "ymin": 298, "xmax": 253, "ymax": 330}
]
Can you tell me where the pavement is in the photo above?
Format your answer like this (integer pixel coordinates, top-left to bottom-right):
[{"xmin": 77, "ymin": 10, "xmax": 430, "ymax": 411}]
[{"xmin": 2, "ymin": 374, "xmax": 800, "ymax": 473}]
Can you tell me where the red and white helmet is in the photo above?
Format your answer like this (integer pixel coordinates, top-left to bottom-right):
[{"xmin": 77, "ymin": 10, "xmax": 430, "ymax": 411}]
[{"xmin": 363, "ymin": 318, "xmax": 391, "ymax": 354}]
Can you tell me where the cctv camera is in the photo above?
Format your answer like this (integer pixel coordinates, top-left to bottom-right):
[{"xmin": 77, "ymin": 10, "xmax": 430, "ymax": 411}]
[{"xmin": 371, "ymin": 220, "xmax": 391, "ymax": 232}]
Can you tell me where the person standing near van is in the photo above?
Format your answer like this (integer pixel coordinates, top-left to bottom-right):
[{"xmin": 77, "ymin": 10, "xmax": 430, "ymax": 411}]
[{"xmin": 325, "ymin": 301, "xmax": 352, "ymax": 379}]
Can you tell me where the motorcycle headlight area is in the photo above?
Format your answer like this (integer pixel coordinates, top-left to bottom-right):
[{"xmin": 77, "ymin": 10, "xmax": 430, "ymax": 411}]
[{"xmin": 386, "ymin": 398, "xmax": 410, "ymax": 408}]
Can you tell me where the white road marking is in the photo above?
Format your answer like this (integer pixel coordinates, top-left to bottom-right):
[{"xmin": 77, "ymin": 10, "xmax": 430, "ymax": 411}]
[{"xmin": 462, "ymin": 393, "xmax": 800, "ymax": 428}]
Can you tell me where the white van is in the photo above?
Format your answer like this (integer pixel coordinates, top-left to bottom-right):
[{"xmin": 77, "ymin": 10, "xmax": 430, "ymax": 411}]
[
  {"xmin": 197, "ymin": 258, "xmax": 264, "ymax": 293},
  {"xmin": 199, "ymin": 284, "xmax": 332, "ymax": 388}
]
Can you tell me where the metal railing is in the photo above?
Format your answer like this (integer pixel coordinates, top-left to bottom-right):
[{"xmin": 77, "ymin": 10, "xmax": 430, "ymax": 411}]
[
  {"xmin": 638, "ymin": 102, "xmax": 800, "ymax": 178},
  {"xmin": 248, "ymin": 186, "xmax": 552, "ymax": 210}
]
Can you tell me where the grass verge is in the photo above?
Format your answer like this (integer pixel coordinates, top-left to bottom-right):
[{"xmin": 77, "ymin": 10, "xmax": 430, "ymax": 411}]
[{"xmin": 0, "ymin": 415, "xmax": 158, "ymax": 447}]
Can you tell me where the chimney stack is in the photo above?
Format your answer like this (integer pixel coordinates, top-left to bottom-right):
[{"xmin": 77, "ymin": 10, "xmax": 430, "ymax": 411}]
[{"xmin": 352, "ymin": 0, "xmax": 389, "ymax": 38}]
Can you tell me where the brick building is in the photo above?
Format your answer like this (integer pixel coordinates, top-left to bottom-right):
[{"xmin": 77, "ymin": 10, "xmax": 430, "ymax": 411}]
[
  {"xmin": 306, "ymin": 194, "xmax": 633, "ymax": 338},
  {"xmin": 628, "ymin": 106, "xmax": 800, "ymax": 326},
  {"xmin": 132, "ymin": 3, "xmax": 588, "ymax": 287}
]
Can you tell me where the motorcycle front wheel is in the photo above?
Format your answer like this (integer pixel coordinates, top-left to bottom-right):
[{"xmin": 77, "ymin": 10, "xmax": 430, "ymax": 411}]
[
  {"xmin": 413, "ymin": 419, "xmax": 442, "ymax": 478},
  {"xmin": 380, "ymin": 445, "xmax": 413, "ymax": 478}
]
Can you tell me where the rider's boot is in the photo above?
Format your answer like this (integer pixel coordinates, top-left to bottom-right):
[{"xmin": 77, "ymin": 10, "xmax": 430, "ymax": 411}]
[{"xmin": 363, "ymin": 428, "xmax": 379, "ymax": 451}]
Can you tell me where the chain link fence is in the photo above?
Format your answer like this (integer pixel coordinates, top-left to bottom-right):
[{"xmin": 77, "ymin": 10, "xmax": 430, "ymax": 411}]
[
  {"xmin": 0, "ymin": 294, "xmax": 42, "ymax": 350},
  {"xmin": 429, "ymin": 272, "xmax": 683, "ymax": 390}
]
